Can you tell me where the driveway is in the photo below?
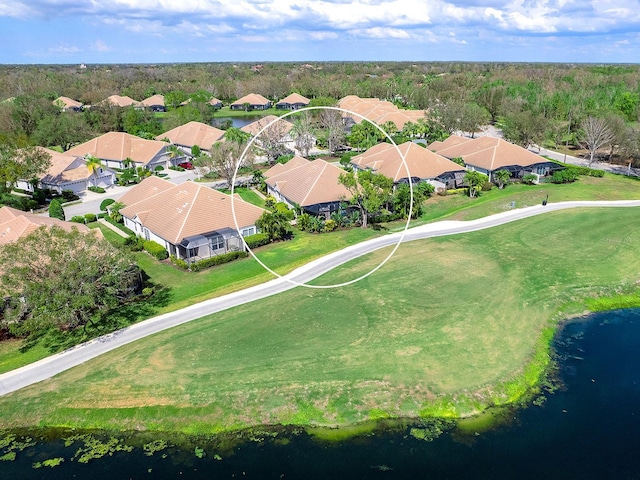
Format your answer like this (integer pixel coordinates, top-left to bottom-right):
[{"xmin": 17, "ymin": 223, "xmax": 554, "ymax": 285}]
[{"xmin": 1, "ymin": 200, "xmax": 640, "ymax": 396}]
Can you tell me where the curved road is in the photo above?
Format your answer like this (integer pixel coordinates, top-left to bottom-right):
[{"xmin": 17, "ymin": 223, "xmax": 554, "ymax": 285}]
[{"xmin": 1, "ymin": 200, "xmax": 639, "ymax": 396}]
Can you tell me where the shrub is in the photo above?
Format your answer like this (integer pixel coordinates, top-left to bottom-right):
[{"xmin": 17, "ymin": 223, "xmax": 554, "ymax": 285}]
[
  {"xmin": 143, "ymin": 240, "xmax": 168, "ymax": 260},
  {"xmin": 550, "ymin": 169, "xmax": 579, "ymax": 184},
  {"xmin": 323, "ymin": 219, "xmax": 337, "ymax": 232},
  {"xmin": 274, "ymin": 202, "xmax": 295, "ymax": 220},
  {"xmin": 297, "ymin": 213, "xmax": 311, "ymax": 231},
  {"xmin": 84, "ymin": 213, "xmax": 96, "ymax": 223},
  {"xmin": 142, "ymin": 287, "xmax": 154, "ymax": 297},
  {"xmin": 61, "ymin": 190, "xmax": 80, "ymax": 202},
  {"xmin": 522, "ymin": 174, "xmax": 538, "ymax": 185},
  {"xmin": 264, "ymin": 196, "xmax": 276, "ymax": 209},
  {"xmin": 124, "ymin": 235, "xmax": 145, "ymax": 252},
  {"xmin": 481, "ymin": 181, "xmax": 493, "ymax": 191},
  {"xmin": 243, "ymin": 232, "xmax": 270, "ymax": 249},
  {"xmin": 70, "ymin": 215, "xmax": 85, "ymax": 223},
  {"xmin": 48, "ymin": 199, "xmax": 65, "ymax": 220},
  {"xmin": 169, "ymin": 254, "xmax": 189, "ymax": 269},
  {"xmin": 189, "ymin": 251, "xmax": 248, "ymax": 272},
  {"xmin": 169, "ymin": 165, "xmax": 185, "ymax": 172},
  {"xmin": 88, "ymin": 186, "xmax": 106, "ymax": 193},
  {"xmin": 446, "ymin": 188, "xmax": 468, "ymax": 195},
  {"xmin": 100, "ymin": 198, "xmax": 115, "ymax": 211}
]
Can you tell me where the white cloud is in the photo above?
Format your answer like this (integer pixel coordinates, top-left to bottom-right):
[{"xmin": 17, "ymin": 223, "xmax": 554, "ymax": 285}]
[
  {"xmin": 92, "ymin": 40, "xmax": 110, "ymax": 52},
  {"xmin": 48, "ymin": 44, "xmax": 81, "ymax": 54}
]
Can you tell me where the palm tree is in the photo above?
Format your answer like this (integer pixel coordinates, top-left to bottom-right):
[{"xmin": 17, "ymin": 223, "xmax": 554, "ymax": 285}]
[
  {"xmin": 166, "ymin": 145, "xmax": 182, "ymax": 166},
  {"xmin": 256, "ymin": 211, "xmax": 290, "ymax": 241},
  {"xmin": 85, "ymin": 155, "xmax": 103, "ymax": 187}
]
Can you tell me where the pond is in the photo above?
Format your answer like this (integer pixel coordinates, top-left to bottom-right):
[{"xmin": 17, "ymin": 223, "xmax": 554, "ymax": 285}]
[
  {"xmin": 211, "ymin": 116, "xmax": 264, "ymax": 130},
  {"xmin": 2, "ymin": 308, "xmax": 640, "ymax": 479}
]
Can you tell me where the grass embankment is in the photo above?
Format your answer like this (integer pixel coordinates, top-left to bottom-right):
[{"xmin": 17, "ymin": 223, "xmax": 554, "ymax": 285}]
[
  {"xmin": 1, "ymin": 207, "xmax": 639, "ymax": 433},
  {"xmin": 211, "ymin": 106, "xmax": 285, "ymax": 118}
]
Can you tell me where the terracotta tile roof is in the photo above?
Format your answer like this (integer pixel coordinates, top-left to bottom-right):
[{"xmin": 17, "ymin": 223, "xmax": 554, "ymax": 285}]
[
  {"xmin": 0, "ymin": 206, "xmax": 92, "ymax": 246},
  {"xmin": 428, "ymin": 135, "xmax": 472, "ymax": 153},
  {"xmin": 352, "ymin": 142, "xmax": 465, "ymax": 182},
  {"xmin": 240, "ymin": 115, "xmax": 293, "ymax": 137},
  {"xmin": 157, "ymin": 121, "xmax": 225, "ymax": 151},
  {"xmin": 120, "ymin": 178, "xmax": 266, "ymax": 244},
  {"xmin": 435, "ymin": 136, "xmax": 543, "ymax": 171},
  {"xmin": 264, "ymin": 155, "xmax": 310, "ymax": 178},
  {"xmin": 118, "ymin": 175, "xmax": 174, "ymax": 207},
  {"xmin": 101, "ymin": 95, "xmax": 139, "ymax": 108},
  {"xmin": 265, "ymin": 157, "xmax": 352, "ymax": 207},
  {"xmin": 53, "ymin": 96, "xmax": 82, "ymax": 109},
  {"xmin": 231, "ymin": 93, "xmax": 271, "ymax": 107},
  {"xmin": 277, "ymin": 93, "xmax": 310, "ymax": 105},
  {"xmin": 66, "ymin": 132, "xmax": 168, "ymax": 165},
  {"xmin": 209, "ymin": 97, "xmax": 223, "ymax": 106},
  {"xmin": 36, "ymin": 147, "xmax": 86, "ymax": 183},
  {"xmin": 337, "ymin": 95, "xmax": 428, "ymax": 130},
  {"xmin": 139, "ymin": 94, "xmax": 165, "ymax": 107}
]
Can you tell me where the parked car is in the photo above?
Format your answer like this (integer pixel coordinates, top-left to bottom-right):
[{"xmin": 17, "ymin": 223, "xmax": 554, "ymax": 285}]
[{"xmin": 178, "ymin": 161, "xmax": 193, "ymax": 170}]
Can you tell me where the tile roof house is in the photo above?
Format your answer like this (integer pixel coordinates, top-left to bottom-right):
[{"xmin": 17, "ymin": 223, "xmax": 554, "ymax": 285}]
[
  {"xmin": 53, "ymin": 96, "xmax": 83, "ymax": 112},
  {"xmin": 276, "ymin": 93, "xmax": 311, "ymax": 110},
  {"xmin": 230, "ymin": 93, "xmax": 272, "ymax": 111},
  {"xmin": 209, "ymin": 97, "xmax": 223, "ymax": 108},
  {"xmin": 338, "ymin": 95, "xmax": 428, "ymax": 130},
  {"xmin": 157, "ymin": 121, "xmax": 225, "ymax": 152},
  {"xmin": 432, "ymin": 136, "xmax": 562, "ymax": 180},
  {"xmin": 240, "ymin": 115, "xmax": 294, "ymax": 138},
  {"xmin": 427, "ymin": 134, "xmax": 472, "ymax": 153},
  {"xmin": 139, "ymin": 94, "xmax": 166, "ymax": 112},
  {"xmin": 0, "ymin": 206, "xmax": 95, "ymax": 246},
  {"xmin": 120, "ymin": 177, "xmax": 266, "ymax": 264},
  {"xmin": 66, "ymin": 132, "xmax": 171, "ymax": 170},
  {"xmin": 99, "ymin": 95, "xmax": 140, "ymax": 108},
  {"xmin": 264, "ymin": 156, "xmax": 352, "ymax": 216},
  {"xmin": 351, "ymin": 142, "xmax": 467, "ymax": 191}
]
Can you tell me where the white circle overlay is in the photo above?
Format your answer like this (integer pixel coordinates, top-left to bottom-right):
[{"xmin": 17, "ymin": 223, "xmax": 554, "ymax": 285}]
[{"xmin": 231, "ymin": 105, "xmax": 414, "ymax": 289}]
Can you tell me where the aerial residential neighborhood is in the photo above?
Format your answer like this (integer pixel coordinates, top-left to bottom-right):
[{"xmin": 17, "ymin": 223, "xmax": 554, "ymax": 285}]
[{"xmin": 1, "ymin": 60, "xmax": 640, "ymax": 477}]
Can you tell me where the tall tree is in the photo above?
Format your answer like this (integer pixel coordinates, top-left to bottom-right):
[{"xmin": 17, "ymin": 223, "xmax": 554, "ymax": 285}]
[
  {"xmin": 0, "ymin": 144, "xmax": 51, "ymax": 190},
  {"xmin": 501, "ymin": 110, "xmax": 547, "ymax": 149},
  {"xmin": 194, "ymin": 140, "xmax": 254, "ymax": 188},
  {"xmin": 319, "ymin": 109, "xmax": 346, "ymax": 155},
  {"xmin": 338, "ymin": 169, "xmax": 393, "ymax": 228},
  {"xmin": 580, "ymin": 116, "xmax": 615, "ymax": 165},
  {"xmin": 291, "ymin": 112, "xmax": 315, "ymax": 157},
  {"xmin": 0, "ymin": 226, "xmax": 141, "ymax": 338}
]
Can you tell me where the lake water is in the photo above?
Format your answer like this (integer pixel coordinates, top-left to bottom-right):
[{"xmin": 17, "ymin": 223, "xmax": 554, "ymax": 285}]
[
  {"xmin": 2, "ymin": 308, "xmax": 640, "ymax": 479},
  {"xmin": 211, "ymin": 116, "xmax": 263, "ymax": 129}
]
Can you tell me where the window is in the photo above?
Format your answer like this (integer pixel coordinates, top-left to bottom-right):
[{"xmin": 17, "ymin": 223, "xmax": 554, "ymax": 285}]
[
  {"xmin": 209, "ymin": 235, "xmax": 225, "ymax": 251},
  {"xmin": 143, "ymin": 228, "xmax": 150, "ymax": 240},
  {"xmin": 241, "ymin": 227, "xmax": 255, "ymax": 237}
]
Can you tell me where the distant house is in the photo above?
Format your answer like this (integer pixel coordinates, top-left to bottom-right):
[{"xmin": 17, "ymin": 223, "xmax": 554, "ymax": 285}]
[
  {"xmin": 99, "ymin": 95, "xmax": 140, "ymax": 108},
  {"xmin": 230, "ymin": 93, "xmax": 271, "ymax": 111},
  {"xmin": 157, "ymin": 121, "xmax": 225, "ymax": 152},
  {"xmin": 139, "ymin": 94, "xmax": 166, "ymax": 112},
  {"xmin": 351, "ymin": 141, "xmax": 467, "ymax": 191},
  {"xmin": 209, "ymin": 97, "xmax": 223, "ymax": 109},
  {"xmin": 0, "ymin": 206, "xmax": 95, "ymax": 246},
  {"xmin": 119, "ymin": 177, "xmax": 265, "ymax": 264},
  {"xmin": 276, "ymin": 93, "xmax": 310, "ymax": 110},
  {"xmin": 240, "ymin": 115, "xmax": 294, "ymax": 138},
  {"xmin": 431, "ymin": 136, "xmax": 562, "ymax": 181},
  {"xmin": 264, "ymin": 156, "xmax": 352, "ymax": 216},
  {"xmin": 338, "ymin": 95, "xmax": 428, "ymax": 130},
  {"xmin": 66, "ymin": 132, "xmax": 171, "ymax": 170},
  {"xmin": 53, "ymin": 96, "xmax": 83, "ymax": 112}
]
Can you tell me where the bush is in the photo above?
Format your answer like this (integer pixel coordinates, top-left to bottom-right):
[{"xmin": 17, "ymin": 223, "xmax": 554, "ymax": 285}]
[
  {"xmin": 550, "ymin": 169, "xmax": 579, "ymax": 184},
  {"xmin": 189, "ymin": 251, "xmax": 248, "ymax": 272},
  {"xmin": 143, "ymin": 240, "xmax": 168, "ymax": 260},
  {"xmin": 70, "ymin": 215, "xmax": 85, "ymax": 223},
  {"xmin": 48, "ymin": 199, "xmax": 65, "ymax": 220},
  {"xmin": 61, "ymin": 190, "xmax": 80, "ymax": 202},
  {"xmin": 84, "ymin": 213, "xmax": 96, "ymax": 223},
  {"xmin": 100, "ymin": 198, "xmax": 115, "ymax": 211},
  {"xmin": 124, "ymin": 235, "xmax": 145, "ymax": 251},
  {"xmin": 141, "ymin": 287, "xmax": 154, "ymax": 297},
  {"xmin": 243, "ymin": 232, "xmax": 270, "ymax": 249},
  {"xmin": 323, "ymin": 219, "xmax": 337, "ymax": 232},
  {"xmin": 481, "ymin": 181, "xmax": 493, "ymax": 191},
  {"xmin": 88, "ymin": 186, "xmax": 106, "ymax": 193},
  {"xmin": 169, "ymin": 165, "xmax": 185, "ymax": 172},
  {"xmin": 0, "ymin": 193, "xmax": 38, "ymax": 211},
  {"xmin": 522, "ymin": 174, "xmax": 538, "ymax": 185},
  {"xmin": 446, "ymin": 188, "xmax": 468, "ymax": 195},
  {"xmin": 169, "ymin": 254, "xmax": 189, "ymax": 269},
  {"xmin": 264, "ymin": 196, "xmax": 277, "ymax": 209},
  {"xmin": 274, "ymin": 202, "xmax": 295, "ymax": 220}
]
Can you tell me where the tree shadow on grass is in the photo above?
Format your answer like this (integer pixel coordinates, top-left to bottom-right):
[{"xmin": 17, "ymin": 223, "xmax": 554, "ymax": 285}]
[{"xmin": 25, "ymin": 285, "xmax": 173, "ymax": 354}]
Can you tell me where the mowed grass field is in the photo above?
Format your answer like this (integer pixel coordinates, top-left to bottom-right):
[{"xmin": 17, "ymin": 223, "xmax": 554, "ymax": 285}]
[{"xmin": 1, "ymin": 207, "xmax": 639, "ymax": 433}]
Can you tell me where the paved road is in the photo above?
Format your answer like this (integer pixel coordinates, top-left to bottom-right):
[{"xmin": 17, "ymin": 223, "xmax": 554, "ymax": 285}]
[{"xmin": 2, "ymin": 199, "xmax": 640, "ymax": 397}]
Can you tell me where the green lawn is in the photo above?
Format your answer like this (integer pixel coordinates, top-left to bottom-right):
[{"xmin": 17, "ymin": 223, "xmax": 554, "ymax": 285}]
[
  {"xmin": 218, "ymin": 186, "xmax": 266, "ymax": 208},
  {"xmin": 211, "ymin": 106, "xmax": 285, "ymax": 118},
  {"xmin": 1, "ymin": 208, "xmax": 639, "ymax": 433}
]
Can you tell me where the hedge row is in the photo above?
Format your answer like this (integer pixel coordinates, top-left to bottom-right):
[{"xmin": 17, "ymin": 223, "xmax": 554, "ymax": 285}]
[
  {"xmin": 70, "ymin": 213, "xmax": 97, "ymax": 223},
  {"xmin": 243, "ymin": 232, "xmax": 270, "ymax": 249},
  {"xmin": 143, "ymin": 240, "xmax": 169, "ymax": 260},
  {"xmin": 190, "ymin": 251, "xmax": 248, "ymax": 272}
]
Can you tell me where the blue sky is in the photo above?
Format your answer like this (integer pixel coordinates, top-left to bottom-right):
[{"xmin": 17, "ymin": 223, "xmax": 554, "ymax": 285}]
[{"xmin": 1, "ymin": 0, "xmax": 639, "ymax": 64}]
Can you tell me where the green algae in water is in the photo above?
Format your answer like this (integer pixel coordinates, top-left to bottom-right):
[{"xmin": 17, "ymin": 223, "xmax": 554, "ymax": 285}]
[
  {"xmin": 0, "ymin": 451, "xmax": 16, "ymax": 461},
  {"xmin": 66, "ymin": 434, "xmax": 134, "ymax": 464},
  {"xmin": 32, "ymin": 457, "xmax": 64, "ymax": 469},
  {"xmin": 142, "ymin": 439, "xmax": 169, "ymax": 456}
]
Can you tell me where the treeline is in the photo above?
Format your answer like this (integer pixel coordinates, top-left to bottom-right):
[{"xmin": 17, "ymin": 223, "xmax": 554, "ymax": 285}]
[{"xmin": 1, "ymin": 62, "xmax": 639, "ymax": 163}]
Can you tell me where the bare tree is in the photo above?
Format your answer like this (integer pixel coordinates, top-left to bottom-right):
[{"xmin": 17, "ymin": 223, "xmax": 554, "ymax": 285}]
[
  {"xmin": 291, "ymin": 112, "xmax": 315, "ymax": 157},
  {"xmin": 319, "ymin": 109, "xmax": 345, "ymax": 156},
  {"xmin": 196, "ymin": 141, "xmax": 254, "ymax": 188},
  {"xmin": 580, "ymin": 116, "xmax": 615, "ymax": 166},
  {"xmin": 254, "ymin": 118, "xmax": 291, "ymax": 165}
]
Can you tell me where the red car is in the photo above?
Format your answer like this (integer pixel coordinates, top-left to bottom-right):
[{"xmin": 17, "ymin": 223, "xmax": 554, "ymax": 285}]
[{"xmin": 178, "ymin": 161, "xmax": 193, "ymax": 170}]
